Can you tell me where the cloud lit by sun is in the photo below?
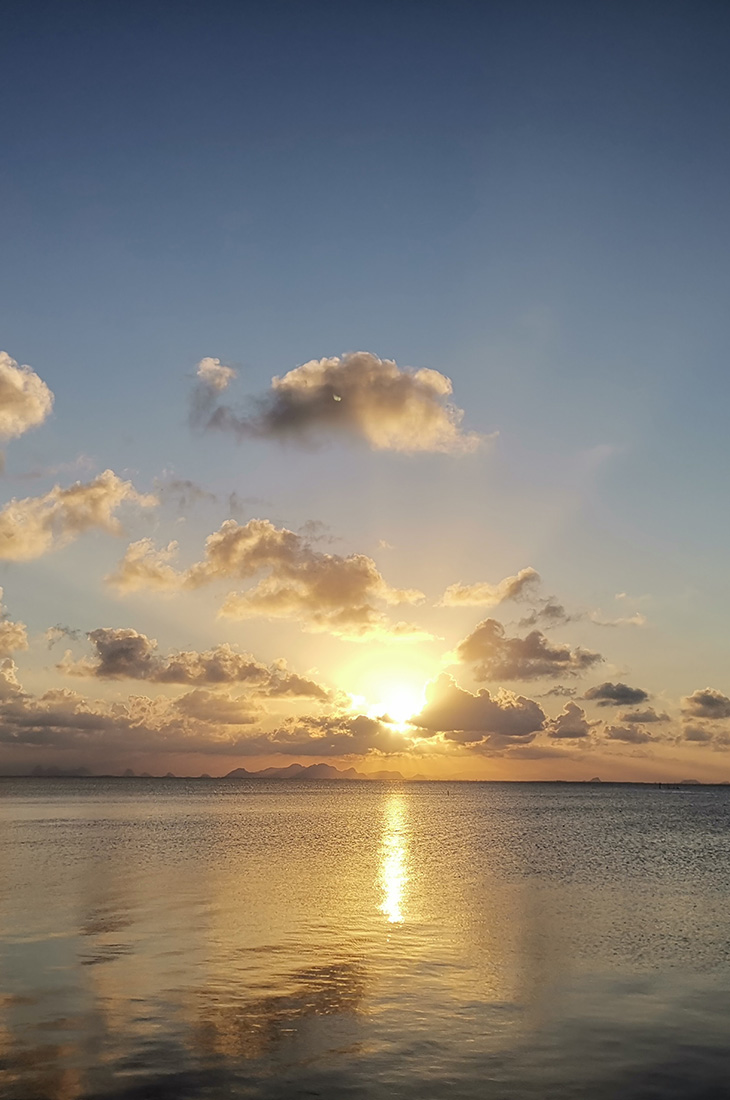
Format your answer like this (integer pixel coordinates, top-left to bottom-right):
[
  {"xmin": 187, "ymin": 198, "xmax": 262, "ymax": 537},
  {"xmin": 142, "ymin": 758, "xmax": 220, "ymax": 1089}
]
[{"xmin": 366, "ymin": 681, "xmax": 426, "ymax": 730}]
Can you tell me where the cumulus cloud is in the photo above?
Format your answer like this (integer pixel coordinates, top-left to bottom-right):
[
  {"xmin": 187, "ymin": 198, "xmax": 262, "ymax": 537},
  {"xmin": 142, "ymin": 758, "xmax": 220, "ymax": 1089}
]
[
  {"xmin": 681, "ymin": 688, "xmax": 730, "ymax": 719},
  {"xmin": 191, "ymin": 351, "xmax": 482, "ymax": 454},
  {"xmin": 0, "ymin": 471, "xmax": 157, "ymax": 561},
  {"xmin": 174, "ymin": 688, "xmax": 261, "ymax": 725},
  {"xmin": 109, "ymin": 519, "xmax": 428, "ymax": 640},
  {"xmin": 62, "ymin": 628, "xmax": 330, "ymax": 698},
  {"xmin": 604, "ymin": 723, "xmax": 655, "ymax": 744},
  {"xmin": 106, "ymin": 538, "xmax": 181, "ymax": 592},
  {"xmin": 440, "ymin": 566, "xmax": 540, "ymax": 608},
  {"xmin": 618, "ymin": 707, "xmax": 669, "ymax": 724},
  {"xmin": 546, "ymin": 701, "xmax": 592, "ymax": 739},
  {"xmin": 0, "ymin": 351, "xmax": 54, "ymax": 440},
  {"xmin": 0, "ymin": 589, "xmax": 28, "ymax": 657},
  {"xmin": 410, "ymin": 673, "xmax": 545, "ymax": 749},
  {"xmin": 454, "ymin": 618, "xmax": 603, "ymax": 681},
  {"xmin": 584, "ymin": 682, "xmax": 649, "ymax": 707},
  {"xmin": 196, "ymin": 357, "xmax": 236, "ymax": 391},
  {"xmin": 682, "ymin": 724, "xmax": 714, "ymax": 743},
  {"xmin": 261, "ymin": 713, "xmax": 409, "ymax": 757},
  {"xmin": 0, "ymin": 660, "xmax": 409, "ymax": 762}
]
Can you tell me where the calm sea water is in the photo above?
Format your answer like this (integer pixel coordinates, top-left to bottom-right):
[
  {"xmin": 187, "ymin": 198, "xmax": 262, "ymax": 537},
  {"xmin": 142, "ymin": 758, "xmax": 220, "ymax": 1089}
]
[{"xmin": 1, "ymin": 779, "xmax": 729, "ymax": 1099}]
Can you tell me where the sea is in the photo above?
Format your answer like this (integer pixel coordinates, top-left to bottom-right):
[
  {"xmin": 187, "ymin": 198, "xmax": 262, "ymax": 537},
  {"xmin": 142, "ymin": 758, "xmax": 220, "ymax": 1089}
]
[{"xmin": 1, "ymin": 778, "xmax": 729, "ymax": 1099}]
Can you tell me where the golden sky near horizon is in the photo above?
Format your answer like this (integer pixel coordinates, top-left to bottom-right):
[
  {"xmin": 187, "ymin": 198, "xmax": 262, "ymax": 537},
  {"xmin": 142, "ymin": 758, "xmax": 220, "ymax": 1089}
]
[{"xmin": 0, "ymin": 350, "xmax": 727, "ymax": 784}]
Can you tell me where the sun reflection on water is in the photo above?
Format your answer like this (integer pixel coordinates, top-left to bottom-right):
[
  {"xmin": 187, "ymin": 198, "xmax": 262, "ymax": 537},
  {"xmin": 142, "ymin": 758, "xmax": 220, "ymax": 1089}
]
[{"xmin": 379, "ymin": 794, "xmax": 408, "ymax": 924}]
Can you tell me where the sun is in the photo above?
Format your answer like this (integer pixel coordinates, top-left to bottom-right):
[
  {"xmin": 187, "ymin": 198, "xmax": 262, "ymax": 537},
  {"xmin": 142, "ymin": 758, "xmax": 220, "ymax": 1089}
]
[{"xmin": 367, "ymin": 682, "xmax": 425, "ymax": 731}]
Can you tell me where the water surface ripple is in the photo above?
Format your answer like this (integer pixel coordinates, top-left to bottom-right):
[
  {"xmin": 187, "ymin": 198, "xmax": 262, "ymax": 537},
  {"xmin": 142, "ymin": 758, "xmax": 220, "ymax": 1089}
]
[{"xmin": 1, "ymin": 778, "xmax": 729, "ymax": 1099}]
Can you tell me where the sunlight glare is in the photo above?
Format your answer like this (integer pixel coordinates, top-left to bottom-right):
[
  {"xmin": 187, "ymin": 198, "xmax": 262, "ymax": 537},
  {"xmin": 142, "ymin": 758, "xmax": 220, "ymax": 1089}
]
[{"xmin": 379, "ymin": 795, "xmax": 408, "ymax": 924}]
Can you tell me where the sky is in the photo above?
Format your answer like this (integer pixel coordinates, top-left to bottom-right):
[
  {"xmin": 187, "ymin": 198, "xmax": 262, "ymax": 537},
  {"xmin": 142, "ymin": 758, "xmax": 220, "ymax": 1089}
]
[{"xmin": 1, "ymin": 0, "xmax": 730, "ymax": 780}]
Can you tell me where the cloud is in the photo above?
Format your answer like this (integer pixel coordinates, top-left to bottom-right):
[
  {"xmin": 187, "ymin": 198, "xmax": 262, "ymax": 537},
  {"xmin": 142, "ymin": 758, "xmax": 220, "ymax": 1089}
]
[
  {"xmin": 618, "ymin": 707, "xmax": 669, "ymax": 724},
  {"xmin": 546, "ymin": 701, "xmax": 592, "ymax": 739},
  {"xmin": 440, "ymin": 567, "xmax": 540, "ymax": 608},
  {"xmin": 682, "ymin": 724, "xmax": 714, "ymax": 743},
  {"xmin": 604, "ymin": 723, "xmax": 655, "ymax": 744},
  {"xmin": 0, "ymin": 351, "xmax": 54, "ymax": 440},
  {"xmin": 63, "ymin": 628, "xmax": 330, "ymax": 698},
  {"xmin": 106, "ymin": 538, "xmax": 181, "ymax": 591},
  {"xmin": 454, "ymin": 618, "xmax": 603, "ymax": 681},
  {"xmin": 0, "ymin": 673, "xmax": 411, "ymax": 761},
  {"xmin": 410, "ymin": 673, "xmax": 545, "ymax": 748},
  {"xmin": 518, "ymin": 599, "xmax": 574, "ymax": 628},
  {"xmin": 681, "ymin": 688, "xmax": 730, "ymax": 719},
  {"xmin": 584, "ymin": 681, "xmax": 649, "ymax": 707},
  {"xmin": 191, "ymin": 351, "xmax": 483, "ymax": 454},
  {"xmin": 196, "ymin": 357, "xmax": 236, "ymax": 391},
  {"xmin": 588, "ymin": 610, "xmax": 647, "ymax": 628},
  {"xmin": 519, "ymin": 604, "xmax": 646, "ymax": 630},
  {"xmin": 262, "ymin": 713, "xmax": 409, "ymax": 757},
  {"xmin": 0, "ymin": 471, "xmax": 156, "ymax": 561},
  {"xmin": 45, "ymin": 625, "xmax": 82, "ymax": 649},
  {"xmin": 0, "ymin": 590, "xmax": 28, "ymax": 657},
  {"xmin": 174, "ymin": 688, "xmax": 261, "ymax": 725},
  {"xmin": 109, "ymin": 519, "xmax": 428, "ymax": 641},
  {"xmin": 155, "ymin": 477, "xmax": 217, "ymax": 512}
]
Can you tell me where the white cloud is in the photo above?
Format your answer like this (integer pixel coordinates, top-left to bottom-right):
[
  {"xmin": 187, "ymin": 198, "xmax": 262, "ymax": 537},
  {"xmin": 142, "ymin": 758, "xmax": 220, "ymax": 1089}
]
[
  {"xmin": 0, "ymin": 351, "xmax": 54, "ymax": 440},
  {"xmin": 195, "ymin": 357, "xmax": 237, "ymax": 391},
  {"xmin": 439, "ymin": 567, "xmax": 540, "ymax": 607},
  {"xmin": 109, "ymin": 518, "xmax": 429, "ymax": 641},
  {"xmin": 0, "ymin": 471, "xmax": 157, "ymax": 561}
]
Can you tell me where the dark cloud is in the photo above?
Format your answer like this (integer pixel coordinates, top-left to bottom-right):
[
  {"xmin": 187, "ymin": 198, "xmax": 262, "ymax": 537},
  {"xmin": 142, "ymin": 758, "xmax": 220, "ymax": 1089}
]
[
  {"xmin": 64, "ymin": 628, "xmax": 330, "ymax": 699},
  {"xmin": 411, "ymin": 673, "xmax": 545, "ymax": 749},
  {"xmin": 682, "ymin": 688, "xmax": 730, "ymax": 720},
  {"xmin": 45, "ymin": 624, "xmax": 81, "ymax": 649},
  {"xmin": 190, "ymin": 351, "xmax": 482, "ymax": 454},
  {"xmin": 618, "ymin": 707, "xmax": 669, "ymax": 724},
  {"xmin": 682, "ymin": 724, "xmax": 714, "ymax": 743},
  {"xmin": 262, "ymin": 713, "xmax": 409, "ymax": 757},
  {"xmin": 546, "ymin": 701, "xmax": 592, "ymax": 739},
  {"xmin": 518, "ymin": 599, "xmax": 574, "ymax": 628},
  {"xmin": 454, "ymin": 618, "xmax": 603, "ymax": 681},
  {"xmin": 584, "ymin": 682, "xmax": 649, "ymax": 707}
]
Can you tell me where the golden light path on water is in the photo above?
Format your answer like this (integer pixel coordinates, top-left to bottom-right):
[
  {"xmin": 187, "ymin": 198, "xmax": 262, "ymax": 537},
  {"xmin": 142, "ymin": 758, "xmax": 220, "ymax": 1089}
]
[{"xmin": 378, "ymin": 794, "xmax": 409, "ymax": 924}]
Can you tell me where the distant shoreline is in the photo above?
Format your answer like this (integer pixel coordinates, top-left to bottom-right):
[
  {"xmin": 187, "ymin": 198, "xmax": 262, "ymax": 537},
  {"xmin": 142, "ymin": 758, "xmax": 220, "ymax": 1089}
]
[{"xmin": 1, "ymin": 774, "xmax": 727, "ymax": 787}]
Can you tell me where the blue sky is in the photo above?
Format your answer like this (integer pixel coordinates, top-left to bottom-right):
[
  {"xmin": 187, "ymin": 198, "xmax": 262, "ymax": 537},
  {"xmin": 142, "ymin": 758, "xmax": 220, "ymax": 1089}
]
[{"xmin": 1, "ymin": 1, "xmax": 729, "ymax": 778}]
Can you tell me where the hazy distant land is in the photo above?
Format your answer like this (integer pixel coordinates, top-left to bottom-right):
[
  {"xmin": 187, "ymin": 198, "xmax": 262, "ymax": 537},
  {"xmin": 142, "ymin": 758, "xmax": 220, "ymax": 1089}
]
[{"xmin": 7, "ymin": 765, "xmax": 716, "ymax": 785}]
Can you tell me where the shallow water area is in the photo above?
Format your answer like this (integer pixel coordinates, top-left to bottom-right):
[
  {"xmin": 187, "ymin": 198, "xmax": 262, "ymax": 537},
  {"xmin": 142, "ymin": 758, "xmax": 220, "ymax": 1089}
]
[{"xmin": 1, "ymin": 778, "xmax": 729, "ymax": 1099}]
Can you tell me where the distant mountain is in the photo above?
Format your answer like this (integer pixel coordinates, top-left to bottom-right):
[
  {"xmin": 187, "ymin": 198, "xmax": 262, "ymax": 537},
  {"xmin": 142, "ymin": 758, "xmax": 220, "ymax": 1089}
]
[
  {"xmin": 224, "ymin": 762, "xmax": 404, "ymax": 781},
  {"xmin": 31, "ymin": 765, "xmax": 92, "ymax": 777}
]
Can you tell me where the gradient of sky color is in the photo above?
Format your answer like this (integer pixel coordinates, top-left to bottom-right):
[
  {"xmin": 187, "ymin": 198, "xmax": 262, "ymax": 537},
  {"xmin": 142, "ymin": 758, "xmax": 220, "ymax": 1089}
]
[{"xmin": 1, "ymin": 0, "xmax": 729, "ymax": 779}]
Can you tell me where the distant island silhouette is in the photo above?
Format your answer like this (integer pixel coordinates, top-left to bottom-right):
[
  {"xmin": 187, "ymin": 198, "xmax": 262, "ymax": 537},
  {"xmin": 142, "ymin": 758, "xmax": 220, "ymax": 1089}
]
[
  {"xmin": 21, "ymin": 762, "xmax": 407, "ymax": 781},
  {"xmin": 5, "ymin": 766, "xmax": 717, "ymax": 785}
]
